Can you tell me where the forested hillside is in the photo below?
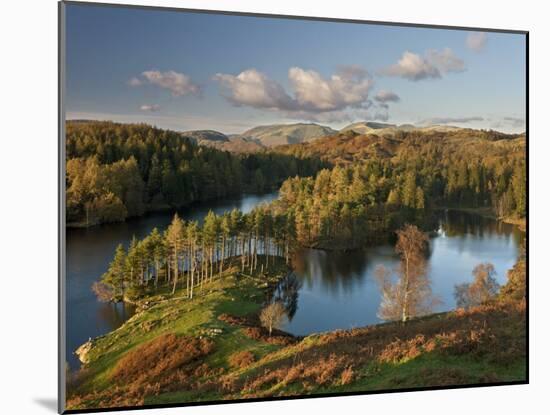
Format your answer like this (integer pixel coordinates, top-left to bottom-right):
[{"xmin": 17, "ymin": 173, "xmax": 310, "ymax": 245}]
[
  {"xmin": 65, "ymin": 121, "xmax": 327, "ymax": 226},
  {"xmin": 66, "ymin": 121, "xmax": 526, "ymax": 244},
  {"xmin": 279, "ymin": 130, "xmax": 524, "ymax": 206}
]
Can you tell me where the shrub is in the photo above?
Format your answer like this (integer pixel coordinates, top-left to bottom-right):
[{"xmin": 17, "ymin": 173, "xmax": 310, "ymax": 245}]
[
  {"xmin": 340, "ymin": 366, "xmax": 354, "ymax": 385},
  {"xmin": 499, "ymin": 259, "xmax": 526, "ymax": 302},
  {"xmin": 378, "ymin": 335, "xmax": 426, "ymax": 363},
  {"xmin": 111, "ymin": 333, "xmax": 214, "ymax": 383},
  {"xmin": 260, "ymin": 302, "xmax": 287, "ymax": 336},
  {"xmin": 454, "ymin": 263, "xmax": 499, "ymax": 308},
  {"xmin": 218, "ymin": 313, "xmax": 248, "ymax": 326},
  {"xmin": 228, "ymin": 351, "xmax": 255, "ymax": 369}
]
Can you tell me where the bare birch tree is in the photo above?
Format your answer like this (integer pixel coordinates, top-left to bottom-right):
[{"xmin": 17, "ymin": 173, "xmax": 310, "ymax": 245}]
[
  {"xmin": 260, "ymin": 302, "xmax": 287, "ymax": 336},
  {"xmin": 375, "ymin": 224, "xmax": 439, "ymax": 322}
]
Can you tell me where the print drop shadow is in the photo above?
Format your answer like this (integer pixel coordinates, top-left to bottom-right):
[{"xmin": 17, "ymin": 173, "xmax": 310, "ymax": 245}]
[{"xmin": 34, "ymin": 398, "xmax": 57, "ymax": 413}]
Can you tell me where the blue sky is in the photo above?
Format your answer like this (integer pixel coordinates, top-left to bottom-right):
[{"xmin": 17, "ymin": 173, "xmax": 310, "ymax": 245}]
[{"xmin": 65, "ymin": 3, "xmax": 526, "ymax": 133}]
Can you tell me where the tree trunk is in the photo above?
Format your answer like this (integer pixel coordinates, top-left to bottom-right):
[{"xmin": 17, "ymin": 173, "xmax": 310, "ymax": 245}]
[
  {"xmin": 186, "ymin": 248, "xmax": 190, "ymax": 298},
  {"xmin": 171, "ymin": 245, "xmax": 179, "ymax": 295},
  {"xmin": 402, "ymin": 253, "xmax": 410, "ymax": 323},
  {"xmin": 285, "ymin": 241, "xmax": 289, "ymax": 265},
  {"xmin": 154, "ymin": 260, "xmax": 159, "ymax": 288},
  {"xmin": 219, "ymin": 236, "xmax": 225, "ymax": 277},
  {"xmin": 190, "ymin": 244, "xmax": 195, "ymax": 299}
]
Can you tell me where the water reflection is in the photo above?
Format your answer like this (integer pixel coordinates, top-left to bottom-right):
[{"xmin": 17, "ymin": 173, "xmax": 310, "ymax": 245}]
[
  {"xmin": 279, "ymin": 210, "xmax": 523, "ymax": 336},
  {"xmin": 67, "ymin": 201, "xmax": 523, "ymax": 369},
  {"xmin": 66, "ymin": 192, "xmax": 278, "ymax": 370},
  {"xmin": 272, "ymin": 272, "xmax": 302, "ymax": 320},
  {"xmin": 291, "ymin": 248, "xmax": 387, "ymax": 296},
  {"xmin": 96, "ymin": 302, "xmax": 136, "ymax": 330},
  {"xmin": 439, "ymin": 209, "xmax": 522, "ymax": 242}
]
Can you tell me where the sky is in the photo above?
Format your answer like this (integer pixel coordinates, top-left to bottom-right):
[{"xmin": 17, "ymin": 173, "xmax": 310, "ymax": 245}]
[{"xmin": 65, "ymin": 3, "xmax": 527, "ymax": 134}]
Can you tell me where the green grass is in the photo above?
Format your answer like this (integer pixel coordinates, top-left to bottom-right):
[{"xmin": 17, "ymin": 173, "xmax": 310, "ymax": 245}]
[
  {"xmin": 68, "ymin": 258, "xmax": 526, "ymax": 410},
  {"xmin": 327, "ymin": 354, "xmax": 525, "ymax": 394},
  {"xmin": 70, "ymin": 258, "xmax": 290, "ymax": 400}
]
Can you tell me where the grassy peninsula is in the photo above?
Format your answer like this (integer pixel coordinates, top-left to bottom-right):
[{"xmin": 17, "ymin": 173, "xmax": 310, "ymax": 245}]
[{"xmin": 67, "ymin": 254, "xmax": 526, "ymax": 410}]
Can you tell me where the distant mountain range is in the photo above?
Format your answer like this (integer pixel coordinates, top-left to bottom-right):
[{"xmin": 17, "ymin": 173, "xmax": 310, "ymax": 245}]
[
  {"xmin": 238, "ymin": 123, "xmax": 337, "ymax": 147},
  {"xmin": 182, "ymin": 121, "xmax": 475, "ymax": 153},
  {"xmin": 181, "ymin": 123, "xmax": 337, "ymax": 153},
  {"xmin": 180, "ymin": 130, "xmax": 265, "ymax": 153}
]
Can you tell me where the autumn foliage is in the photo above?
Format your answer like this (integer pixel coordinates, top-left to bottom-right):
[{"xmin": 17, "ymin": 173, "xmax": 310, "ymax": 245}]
[
  {"xmin": 111, "ymin": 333, "xmax": 214, "ymax": 383},
  {"xmin": 228, "ymin": 351, "xmax": 256, "ymax": 369},
  {"xmin": 68, "ymin": 334, "xmax": 216, "ymax": 409}
]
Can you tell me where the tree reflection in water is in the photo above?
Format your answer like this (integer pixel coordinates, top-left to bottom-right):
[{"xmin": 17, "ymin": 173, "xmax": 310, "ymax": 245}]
[
  {"xmin": 291, "ymin": 248, "xmax": 374, "ymax": 296},
  {"xmin": 439, "ymin": 210, "xmax": 521, "ymax": 242},
  {"xmin": 272, "ymin": 272, "xmax": 302, "ymax": 321},
  {"xmin": 96, "ymin": 301, "xmax": 136, "ymax": 331}
]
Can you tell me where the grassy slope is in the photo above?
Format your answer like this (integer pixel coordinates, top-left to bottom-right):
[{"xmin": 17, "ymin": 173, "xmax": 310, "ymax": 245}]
[
  {"xmin": 68, "ymin": 258, "xmax": 526, "ymax": 410},
  {"xmin": 223, "ymin": 302, "xmax": 525, "ymax": 400},
  {"xmin": 68, "ymin": 258, "xmax": 290, "ymax": 408}
]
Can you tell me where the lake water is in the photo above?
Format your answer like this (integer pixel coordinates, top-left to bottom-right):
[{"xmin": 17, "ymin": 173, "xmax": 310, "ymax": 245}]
[
  {"xmin": 66, "ymin": 193, "xmax": 523, "ymax": 369},
  {"xmin": 279, "ymin": 211, "xmax": 523, "ymax": 335},
  {"xmin": 65, "ymin": 193, "xmax": 278, "ymax": 370}
]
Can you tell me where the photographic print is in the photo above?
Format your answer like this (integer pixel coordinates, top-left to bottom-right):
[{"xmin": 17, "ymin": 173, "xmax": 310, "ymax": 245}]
[{"xmin": 60, "ymin": 1, "xmax": 527, "ymax": 412}]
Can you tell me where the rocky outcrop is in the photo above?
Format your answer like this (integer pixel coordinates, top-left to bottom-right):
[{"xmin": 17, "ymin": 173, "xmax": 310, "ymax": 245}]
[{"xmin": 75, "ymin": 338, "xmax": 93, "ymax": 364}]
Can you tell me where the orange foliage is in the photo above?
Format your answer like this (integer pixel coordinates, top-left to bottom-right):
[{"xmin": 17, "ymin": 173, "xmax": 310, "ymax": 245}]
[{"xmin": 228, "ymin": 351, "xmax": 256, "ymax": 369}]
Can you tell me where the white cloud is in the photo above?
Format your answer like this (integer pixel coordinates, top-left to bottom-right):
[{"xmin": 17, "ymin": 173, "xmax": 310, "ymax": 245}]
[
  {"xmin": 419, "ymin": 116, "xmax": 484, "ymax": 125},
  {"xmin": 289, "ymin": 65, "xmax": 372, "ymax": 111},
  {"xmin": 66, "ymin": 111, "xmax": 257, "ymax": 134},
  {"xmin": 380, "ymin": 48, "xmax": 465, "ymax": 81},
  {"xmin": 503, "ymin": 116, "xmax": 525, "ymax": 128},
  {"xmin": 213, "ymin": 66, "xmax": 374, "ymax": 122},
  {"xmin": 426, "ymin": 48, "xmax": 466, "ymax": 73},
  {"xmin": 127, "ymin": 77, "xmax": 142, "ymax": 87},
  {"xmin": 140, "ymin": 104, "xmax": 160, "ymax": 112},
  {"xmin": 466, "ymin": 32, "xmax": 488, "ymax": 52},
  {"xmin": 132, "ymin": 70, "xmax": 200, "ymax": 97},
  {"xmin": 213, "ymin": 69, "xmax": 296, "ymax": 110},
  {"xmin": 374, "ymin": 90, "xmax": 400, "ymax": 103}
]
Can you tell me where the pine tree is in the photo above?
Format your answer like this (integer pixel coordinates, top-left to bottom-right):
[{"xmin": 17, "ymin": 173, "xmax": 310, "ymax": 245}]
[
  {"xmin": 402, "ymin": 172, "xmax": 417, "ymax": 208},
  {"xmin": 147, "ymin": 154, "xmax": 163, "ymax": 203},
  {"xmin": 511, "ymin": 162, "xmax": 526, "ymax": 217},
  {"xmin": 202, "ymin": 211, "xmax": 219, "ymax": 282},
  {"xmin": 101, "ymin": 244, "xmax": 128, "ymax": 300},
  {"xmin": 186, "ymin": 221, "xmax": 199, "ymax": 298},
  {"xmin": 166, "ymin": 214, "xmax": 185, "ymax": 294},
  {"xmin": 415, "ymin": 187, "xmax": 425, "ymax": 210},
  {"xmin": 387, "ymin": 188, "xmax": 401, "ymax": 206},
  {"xmin": 219, "ymin": 213, "xmax": 231, "ymax": 275}
]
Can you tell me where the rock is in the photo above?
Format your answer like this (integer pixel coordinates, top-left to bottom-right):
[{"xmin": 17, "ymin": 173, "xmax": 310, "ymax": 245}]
[
  {"xmin": 75, "ymin": 339, "xmax": 93, "ymax": 364},
  {"xmin": 201, "ymin": 327, "xmax": 224, "ymax": 337}
]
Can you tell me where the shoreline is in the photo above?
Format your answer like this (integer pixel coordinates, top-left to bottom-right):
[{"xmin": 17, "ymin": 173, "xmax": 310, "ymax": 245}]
[
  {"xmin": 68, "ymin": 255, "xmax": 526, "ymax": 409},
  {"xmin": 72, "ymin": 205, "xmax": 526, "ymax": 362},
  {"xmin": 73, "ymin": 257, "xmax": 294, "ymax": 364},
  {"xmin": 67, "ymin": 190, "xmax": 281, "ymax": 229},
  {"xmin": 435, "ymin": 206, "xmax": 526, "ymax": 232}
]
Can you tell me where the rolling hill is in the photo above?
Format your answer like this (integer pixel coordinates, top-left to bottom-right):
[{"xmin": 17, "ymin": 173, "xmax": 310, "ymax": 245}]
[
  {"xmin": 180, "ymin": 129, "xmax": 265, "ymax": 153},
  {"xmin": 275, "ymin": 127, "xmax": 525, "ymax": 165},
  {"xmin": 238, "ymin": 123, "xmax": 337, "ymax": 147},
  {"xmin": 180, "ymin": 129, "xmax": 230, "ymax": 143},
  {"xmin": 182, "ymin": 122, "xmax": 524, "ymax": 158}
]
